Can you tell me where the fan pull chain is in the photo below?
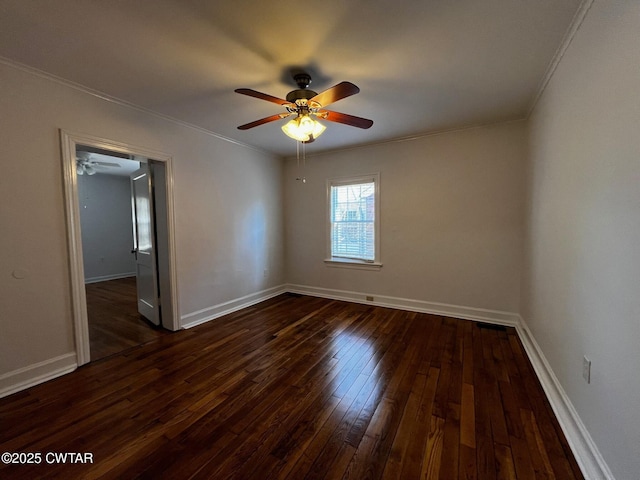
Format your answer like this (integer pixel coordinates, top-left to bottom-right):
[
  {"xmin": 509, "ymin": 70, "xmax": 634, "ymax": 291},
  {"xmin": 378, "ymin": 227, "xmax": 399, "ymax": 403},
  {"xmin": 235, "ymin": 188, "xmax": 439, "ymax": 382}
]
[
  {"xmin": 295, "ymin": 141, "xmax": 306, "ymax": 183},
  {"xmin": 302, "ymin": 141, "xmax": 306, "ymax": 183}
]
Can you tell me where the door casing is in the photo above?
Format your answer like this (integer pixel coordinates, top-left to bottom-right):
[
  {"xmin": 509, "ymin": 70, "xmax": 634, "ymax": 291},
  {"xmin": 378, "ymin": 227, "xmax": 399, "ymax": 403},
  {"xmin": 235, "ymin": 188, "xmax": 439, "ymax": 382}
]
[{"xmin": 60, "ymin": 130, "xmax": 180, "ymax": 366}]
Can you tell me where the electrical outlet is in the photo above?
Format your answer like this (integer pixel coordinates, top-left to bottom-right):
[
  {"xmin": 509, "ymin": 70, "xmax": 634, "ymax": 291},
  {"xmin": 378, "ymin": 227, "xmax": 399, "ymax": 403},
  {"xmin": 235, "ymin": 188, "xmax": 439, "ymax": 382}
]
[
  {"xmin": 366, "ymin": 296, "xmax": 374, "ymax": 301},
  {"xmin": 583, "ymin": 356, "xmax": 591, "ymax": 384}
]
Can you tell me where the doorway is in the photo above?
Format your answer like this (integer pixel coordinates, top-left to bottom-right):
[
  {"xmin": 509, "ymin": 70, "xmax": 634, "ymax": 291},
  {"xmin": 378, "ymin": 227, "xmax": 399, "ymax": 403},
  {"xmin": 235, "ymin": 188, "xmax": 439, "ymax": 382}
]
[{"xmin": 61, "ymin": 130, "xmax": 180, "ymax": 366}]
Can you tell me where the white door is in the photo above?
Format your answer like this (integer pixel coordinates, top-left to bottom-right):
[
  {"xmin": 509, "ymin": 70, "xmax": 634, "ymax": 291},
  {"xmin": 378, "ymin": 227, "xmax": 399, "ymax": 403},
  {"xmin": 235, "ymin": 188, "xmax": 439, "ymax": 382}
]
[{"xmin": 131, "ymin": 164, "xmax": 160, "ymax": 326}]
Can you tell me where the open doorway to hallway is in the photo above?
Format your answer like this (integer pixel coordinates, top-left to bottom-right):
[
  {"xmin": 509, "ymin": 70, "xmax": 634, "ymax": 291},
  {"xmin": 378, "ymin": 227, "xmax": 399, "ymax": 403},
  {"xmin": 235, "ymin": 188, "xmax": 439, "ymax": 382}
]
[
  {"xmin": 61, "ymin": 130, "xmax": 180, "ymax": 366},
  {"xmin": 73, "ymin": 142, "xmax": 174, "ymax": 362}
]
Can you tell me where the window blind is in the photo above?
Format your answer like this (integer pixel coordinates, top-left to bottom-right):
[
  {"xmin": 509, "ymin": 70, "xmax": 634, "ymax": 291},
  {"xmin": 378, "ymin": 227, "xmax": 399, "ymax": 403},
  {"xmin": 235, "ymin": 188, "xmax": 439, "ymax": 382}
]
[{"xmin": 330, "ymin": 181, "xmax": 375, "ymax": 261}]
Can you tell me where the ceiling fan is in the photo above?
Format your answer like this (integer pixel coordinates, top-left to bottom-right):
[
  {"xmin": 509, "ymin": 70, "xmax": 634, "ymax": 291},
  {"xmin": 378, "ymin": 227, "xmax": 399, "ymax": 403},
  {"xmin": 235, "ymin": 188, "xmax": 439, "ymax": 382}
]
[
  {"xmin": 235, "ymin": 73, "xmax": 373, "ymax": 143},
  {"xmin": 76, "ymin": 152, "xmax": 121, "ymax": 176}
]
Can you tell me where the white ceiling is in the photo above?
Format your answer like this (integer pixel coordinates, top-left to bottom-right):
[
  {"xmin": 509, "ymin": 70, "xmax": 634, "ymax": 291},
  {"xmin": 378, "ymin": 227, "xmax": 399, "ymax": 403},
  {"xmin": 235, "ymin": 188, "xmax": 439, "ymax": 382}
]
[{"xmin": 0, "ymin": 0, "xmax": 582, "ymax": 156}]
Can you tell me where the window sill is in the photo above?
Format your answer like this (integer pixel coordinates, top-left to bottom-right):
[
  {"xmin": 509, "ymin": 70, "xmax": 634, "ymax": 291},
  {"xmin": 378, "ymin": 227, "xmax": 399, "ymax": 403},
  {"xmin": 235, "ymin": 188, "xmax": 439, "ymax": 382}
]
[{"xmin": 324, "ymin": 258, "xmax": 383, "ymax": 270}]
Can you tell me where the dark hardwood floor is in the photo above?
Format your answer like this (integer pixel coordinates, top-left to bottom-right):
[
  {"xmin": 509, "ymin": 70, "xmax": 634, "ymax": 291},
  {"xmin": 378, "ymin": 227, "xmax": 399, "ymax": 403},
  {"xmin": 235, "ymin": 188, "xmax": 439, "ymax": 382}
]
[
  {"xmin": 86, "ymin": 277, "xmax": 169, "ymax": 361},
  {"xmin": 0, "ymin": 294, "xmax": 583, "ymax": 479}
]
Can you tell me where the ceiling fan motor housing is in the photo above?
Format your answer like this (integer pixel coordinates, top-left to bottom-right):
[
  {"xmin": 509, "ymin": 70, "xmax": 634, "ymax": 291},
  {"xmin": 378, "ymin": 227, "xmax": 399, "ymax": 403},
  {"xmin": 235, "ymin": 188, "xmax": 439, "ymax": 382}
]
[
  {"xmin": 294, "ymin": 73, "xmax": 312, "ymax": 89},
  {"xmin": 286, "ymin": 73, "xmax": 318, "ymax": 105},
  {"xmin": 286, "ymin": 88, "xmax": 318, "ymax": 103}
]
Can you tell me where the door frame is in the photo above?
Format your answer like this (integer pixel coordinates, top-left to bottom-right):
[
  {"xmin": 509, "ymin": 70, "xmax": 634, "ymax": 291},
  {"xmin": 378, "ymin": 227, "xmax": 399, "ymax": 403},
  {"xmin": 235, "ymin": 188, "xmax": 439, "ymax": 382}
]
[{"xmin": 60, "ymin": 130, "xmax": 180, "ymax": 365}]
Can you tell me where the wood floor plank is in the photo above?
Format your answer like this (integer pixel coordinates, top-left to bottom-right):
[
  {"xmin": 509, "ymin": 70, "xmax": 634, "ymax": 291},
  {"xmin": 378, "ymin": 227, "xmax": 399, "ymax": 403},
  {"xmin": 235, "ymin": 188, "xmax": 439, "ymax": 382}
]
[
  {"xmin": 495, "ymin": 443, "xmax": 518, "ymax": 480},
  {"xmin": 460, "ymin": 382, "xmax": 476, "ymax": 449},
  {"xmin": 398, "ymin": 366, "xmax": 440, "ymax": 480},
  {"xmin": 381, "ymin": 372, "xmax": 427, "ymax": 479},
  {"xmin": 476, "ymin": 434, "xmax": 497, "ymax": 480},
  {"xmin": 520, "ymin": 409, "xmax": 556, "ymax": 479},
  {"xmin": 421, "ymin": 414, "xmax": 445, "ymax": 479},
  {"xmin": 440, "ymin": 402, "xmax": 461, "ymax": 479},
  {"xmin": 510, "ymin": 433, "xmax": 538, "ymax": 480},
  {"xmin": 500, "ymin": 379, "xmax": 524, "ymax": 440},
  {"xmin": 0, "ymin": 294, "xmax": 584, "ymax": 480},
  {"xmin": 459, "ymin": 444, "xmax": 478, "ymax": 480}
]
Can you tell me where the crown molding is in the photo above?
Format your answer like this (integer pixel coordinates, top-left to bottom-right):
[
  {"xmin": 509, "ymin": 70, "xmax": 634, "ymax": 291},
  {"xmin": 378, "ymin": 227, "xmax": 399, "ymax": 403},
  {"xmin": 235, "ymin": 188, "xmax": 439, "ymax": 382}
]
[{"xmin": 527, "ymin": 0, "xmax": 595, "ymax": 116}]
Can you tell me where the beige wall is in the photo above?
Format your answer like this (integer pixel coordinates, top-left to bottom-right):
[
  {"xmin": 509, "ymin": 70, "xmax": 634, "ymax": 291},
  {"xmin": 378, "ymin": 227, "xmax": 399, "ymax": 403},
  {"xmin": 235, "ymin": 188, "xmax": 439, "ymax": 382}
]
[
  {"xmin": 285, "ymin": 121, "xmax": 526, "ymax": 315},
  {"xmin": 0, "ymin": 62, "xmax": 284, "ymax": 376},
  {"xmin": 523, "ymin": 1, "xmax": 640, "ymax": 478}
]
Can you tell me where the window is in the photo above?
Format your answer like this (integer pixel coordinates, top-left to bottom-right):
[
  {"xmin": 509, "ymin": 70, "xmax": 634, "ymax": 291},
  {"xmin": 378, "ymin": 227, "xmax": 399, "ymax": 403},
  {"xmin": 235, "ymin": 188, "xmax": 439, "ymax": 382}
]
[{"xmin": 326, "ymin": 173, "xmax": 381, "ymax": 269}]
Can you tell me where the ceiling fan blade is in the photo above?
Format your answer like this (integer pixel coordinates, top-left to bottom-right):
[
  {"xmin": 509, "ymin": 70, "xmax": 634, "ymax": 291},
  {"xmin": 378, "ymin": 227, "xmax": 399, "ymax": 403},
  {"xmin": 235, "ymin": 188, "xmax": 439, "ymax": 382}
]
[
  {"xmin": 237, "ymin": 113, "xmax": 291, "ymax": 130},
  {"xmin": 317, "ymin": 110, "xmax": 373, "ymax": 129},
  {"xmin": 235, "ymin": 88, "xmax": 293, "ymax": 106},
  {"xmin": 94, "ymin": 161, "xmax": 121, "ymax": 168},
  {"xmin": 310, "ymin": 82, "xmax": 360, "ymax": 108}
]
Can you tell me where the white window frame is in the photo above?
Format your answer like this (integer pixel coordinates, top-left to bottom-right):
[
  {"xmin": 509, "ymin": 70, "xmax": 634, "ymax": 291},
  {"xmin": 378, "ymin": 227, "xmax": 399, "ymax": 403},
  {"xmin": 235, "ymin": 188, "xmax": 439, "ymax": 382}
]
[{"xmin": 325, "ymin": 173, "xmax": 382, "ymax": 270}]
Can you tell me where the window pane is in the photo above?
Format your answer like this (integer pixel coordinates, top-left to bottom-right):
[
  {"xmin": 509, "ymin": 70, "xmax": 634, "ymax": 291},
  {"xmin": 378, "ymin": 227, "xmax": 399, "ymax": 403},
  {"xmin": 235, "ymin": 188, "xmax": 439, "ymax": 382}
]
[{"xmin": 330, "ymin": 181, "xmax": 375, "ymax": 261}]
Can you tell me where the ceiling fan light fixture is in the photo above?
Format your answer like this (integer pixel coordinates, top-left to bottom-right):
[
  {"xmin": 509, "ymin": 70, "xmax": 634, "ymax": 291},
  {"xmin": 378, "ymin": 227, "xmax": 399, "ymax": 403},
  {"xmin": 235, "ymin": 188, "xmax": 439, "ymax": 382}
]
[
  {"xmin": 281, "ymin": 114, "xmax": 326, "ymax": 142},
  {"xmin": 77, "ymin": 159, "xmax": 97, "ymax": 176}
]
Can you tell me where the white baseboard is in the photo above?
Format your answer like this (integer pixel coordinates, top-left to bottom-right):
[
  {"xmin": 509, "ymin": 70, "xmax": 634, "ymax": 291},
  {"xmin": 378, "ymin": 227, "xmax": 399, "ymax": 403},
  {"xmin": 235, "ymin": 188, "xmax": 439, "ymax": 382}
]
[
  {"xmin": 181, "ymin": 284, "xmax": 287, "ymax": 329},
  {"xmin": 286, "ymin": 284, "xmax": 520, "ymax": 326},
  {"xmin": 84, "ymin": 272, "xmax": 136, "ymax": 284},
  {"xmin": 0, "ymin": 353, "xmax": 77, "ymax": 399},
  {"xmin": 516, "ymin": 317, "xmax": 614, "ymax": 480}
]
